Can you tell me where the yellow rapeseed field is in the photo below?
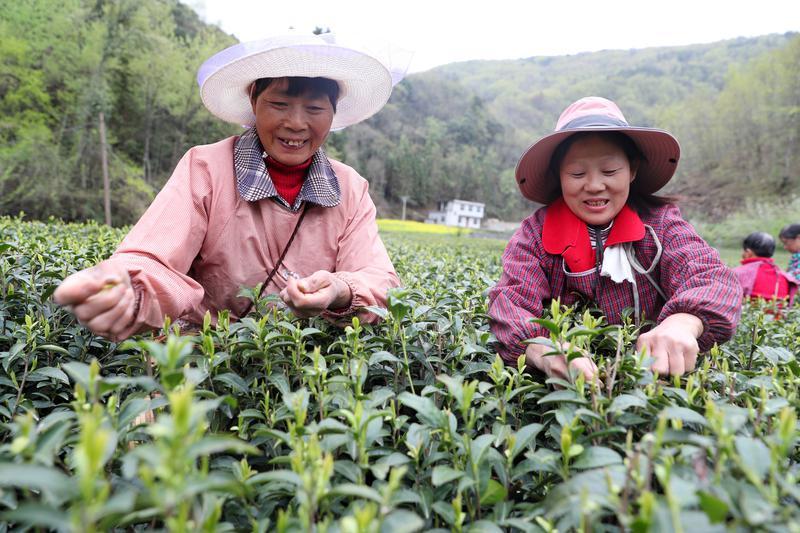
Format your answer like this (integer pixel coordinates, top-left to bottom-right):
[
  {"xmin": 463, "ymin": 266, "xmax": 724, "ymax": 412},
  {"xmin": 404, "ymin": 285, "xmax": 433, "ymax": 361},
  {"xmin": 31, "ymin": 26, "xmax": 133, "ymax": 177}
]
[{"xmin": 376, "ymin": 219, "xmax": 472, "ymax": 235}]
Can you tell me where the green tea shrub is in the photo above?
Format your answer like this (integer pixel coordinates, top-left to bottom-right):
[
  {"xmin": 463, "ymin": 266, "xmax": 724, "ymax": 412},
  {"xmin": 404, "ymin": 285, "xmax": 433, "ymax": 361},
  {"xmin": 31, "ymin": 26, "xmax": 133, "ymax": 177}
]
[{"xmin": 0, "ymin": 217, "xmax": 798, "ymax": 531}]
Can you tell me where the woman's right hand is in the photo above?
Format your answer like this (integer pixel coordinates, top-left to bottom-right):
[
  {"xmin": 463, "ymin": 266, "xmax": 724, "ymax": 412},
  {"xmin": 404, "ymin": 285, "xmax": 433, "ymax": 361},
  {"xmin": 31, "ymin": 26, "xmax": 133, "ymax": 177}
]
[
  {"xmin": 53, "ymin": 262, "xmax": 136, "ymax": 341},
  {"xmin": 525, "ymin": 338, "xmax": 598, "ymax": 381}
]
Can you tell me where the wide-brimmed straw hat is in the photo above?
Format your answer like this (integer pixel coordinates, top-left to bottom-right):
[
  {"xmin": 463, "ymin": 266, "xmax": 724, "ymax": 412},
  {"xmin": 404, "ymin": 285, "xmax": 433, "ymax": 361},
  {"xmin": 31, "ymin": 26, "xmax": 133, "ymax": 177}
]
[
  {"xmin": 516, "ymin": 97, "xmax": 680, "ymax": 204},
  {"xmin": 197, "ymin": 33, "xmax": 396, "ymax": 130}
]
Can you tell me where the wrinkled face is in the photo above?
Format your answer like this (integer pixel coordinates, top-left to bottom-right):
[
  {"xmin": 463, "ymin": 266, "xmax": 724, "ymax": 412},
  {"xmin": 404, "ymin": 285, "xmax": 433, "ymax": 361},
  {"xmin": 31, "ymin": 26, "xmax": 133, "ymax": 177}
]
[
  {"xmin": 558, "ymin": 134, "xmax": 637, "ymax": 226},
  {"xmin": 250, "ymin": 78, "xmax": 335, "ymax": 166},
  {"xmin": 781, "ymin": 236, "xmax": 800, "ymax": 254}
]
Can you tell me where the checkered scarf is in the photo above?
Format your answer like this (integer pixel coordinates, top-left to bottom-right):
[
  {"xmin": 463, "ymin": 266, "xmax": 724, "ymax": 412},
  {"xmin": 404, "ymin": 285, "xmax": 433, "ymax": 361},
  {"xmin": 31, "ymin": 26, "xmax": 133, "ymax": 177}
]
[{"xmin": 233, "ymin": 127, "xmax": 341, "ymax": 210}]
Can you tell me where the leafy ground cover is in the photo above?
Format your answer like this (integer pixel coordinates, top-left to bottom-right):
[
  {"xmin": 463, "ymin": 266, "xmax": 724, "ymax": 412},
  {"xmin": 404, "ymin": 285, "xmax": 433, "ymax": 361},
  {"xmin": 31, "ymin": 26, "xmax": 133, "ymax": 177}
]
[{"xmin": 0, "ymin": 216, "xmax": 798, "ymax": 532}]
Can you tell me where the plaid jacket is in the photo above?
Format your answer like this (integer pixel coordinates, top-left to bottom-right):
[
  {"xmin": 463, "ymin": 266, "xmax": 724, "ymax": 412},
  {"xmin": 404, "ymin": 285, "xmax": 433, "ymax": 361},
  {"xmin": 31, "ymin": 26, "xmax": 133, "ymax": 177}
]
[
  {"xmin": 789, "ymin": 252, "xmax": 800, "ymax": 281},
  {"xmin": 488, "ymin": 203, "xmax": 743, "ymax": 363}
]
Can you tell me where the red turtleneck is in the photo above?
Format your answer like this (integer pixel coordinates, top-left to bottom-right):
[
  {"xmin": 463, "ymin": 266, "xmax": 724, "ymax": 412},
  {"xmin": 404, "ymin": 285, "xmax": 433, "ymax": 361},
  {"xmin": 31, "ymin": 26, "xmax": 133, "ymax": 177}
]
[{"xmin": 265, "ymin": 156, "xmax": 312, "ymax": 206}]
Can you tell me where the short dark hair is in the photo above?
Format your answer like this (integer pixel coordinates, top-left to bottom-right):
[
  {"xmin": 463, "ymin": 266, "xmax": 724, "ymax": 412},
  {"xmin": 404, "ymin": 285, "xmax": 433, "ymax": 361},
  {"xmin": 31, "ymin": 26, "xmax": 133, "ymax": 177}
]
[
  {"xmin": 548, "ymin": 131, "xmax": 676, "ymax": 215},
  {"xmin": 251, "ymin": 77, "xmax": 340, "ymax": 112},
  {"xmin": 743, "ymin": 231, "xmax": 776, "ymax": 257},
  {"xmin": 779, "ymin": 223, "xmax": 800, "ymax": 240}
]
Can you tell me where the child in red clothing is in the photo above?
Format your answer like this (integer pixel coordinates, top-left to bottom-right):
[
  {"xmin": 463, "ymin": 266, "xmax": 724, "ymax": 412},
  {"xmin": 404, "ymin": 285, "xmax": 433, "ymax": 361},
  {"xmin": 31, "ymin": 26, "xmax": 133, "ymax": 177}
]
[{"xmin": 733, "ymin": 232, "xmax": 798, "ymax": 305}]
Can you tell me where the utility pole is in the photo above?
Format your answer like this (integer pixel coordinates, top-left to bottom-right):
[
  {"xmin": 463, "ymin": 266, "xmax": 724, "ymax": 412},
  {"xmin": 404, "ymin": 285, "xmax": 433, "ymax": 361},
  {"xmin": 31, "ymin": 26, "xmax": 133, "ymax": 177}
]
[
  {"xmin": 99, "ymin": 111, "xmax": 111, "ymax": 226},
  {"xmin": 400, "ymin": 195, "xmax": 410, "ymax": 221}
]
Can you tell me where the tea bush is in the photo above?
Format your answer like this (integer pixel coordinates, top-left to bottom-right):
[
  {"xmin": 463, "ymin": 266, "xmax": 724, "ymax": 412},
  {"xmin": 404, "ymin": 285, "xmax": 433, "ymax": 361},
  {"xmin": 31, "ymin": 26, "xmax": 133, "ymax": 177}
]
[{"xmin": 0, "ymin": 216, "xmax": 798, "ymax": 532}]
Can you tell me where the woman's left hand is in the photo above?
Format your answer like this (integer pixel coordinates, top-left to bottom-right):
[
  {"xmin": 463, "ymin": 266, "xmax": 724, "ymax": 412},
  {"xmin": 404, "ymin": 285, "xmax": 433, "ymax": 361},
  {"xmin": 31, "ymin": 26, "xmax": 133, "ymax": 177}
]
[
  {"xmin": 279, "ymin": 270, "xmax": 352, "ymax": 318},
  {"xmin": 636, "ymin": 313, "xmax": 704, "ymax": 376}
]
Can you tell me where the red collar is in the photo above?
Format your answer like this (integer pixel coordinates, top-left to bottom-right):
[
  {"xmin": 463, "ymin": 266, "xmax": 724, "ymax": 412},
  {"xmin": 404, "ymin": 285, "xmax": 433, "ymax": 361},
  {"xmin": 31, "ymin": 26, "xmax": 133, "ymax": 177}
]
[
  {"xmin": 741, "ymin": 257, "xmax": 774, "ymax": 266},
  {"xmin": 542, "ymin": 197, "xmax": 646, "ymax": 272}
]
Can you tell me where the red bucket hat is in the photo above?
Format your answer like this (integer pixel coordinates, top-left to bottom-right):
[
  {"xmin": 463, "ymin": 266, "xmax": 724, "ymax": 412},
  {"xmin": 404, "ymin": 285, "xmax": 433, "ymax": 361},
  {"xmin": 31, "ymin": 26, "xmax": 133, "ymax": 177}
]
[{"xmin": 515, "ymin": 97, "xmax": 681, "ymax": 204}]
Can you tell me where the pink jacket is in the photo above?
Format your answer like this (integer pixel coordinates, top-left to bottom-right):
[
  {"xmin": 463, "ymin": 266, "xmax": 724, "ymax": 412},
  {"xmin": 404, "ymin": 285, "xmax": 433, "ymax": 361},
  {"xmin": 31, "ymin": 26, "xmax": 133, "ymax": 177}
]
[
  {"xmin": 733, "ymin": 259, "xmax": 798, "ymax": 304},
  {"xmin": 104, "ymin": 136, "xmax": 399, "ymax": 338}
]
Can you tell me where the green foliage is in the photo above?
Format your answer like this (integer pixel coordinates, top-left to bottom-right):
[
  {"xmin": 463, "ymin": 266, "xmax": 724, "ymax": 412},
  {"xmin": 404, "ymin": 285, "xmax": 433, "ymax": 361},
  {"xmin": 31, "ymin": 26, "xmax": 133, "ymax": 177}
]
[
  {"xmin": 691, "ymin": 195, "xmax": 800, "ymax": 250},
  {"xmin": 0, "ymin": 0, "xmax": 238, "ymax": 225},
  {"xmin": 344, "ymin": 33, "xmax": 799, "ymax": 221},
  {"xmin": 1, "ymin": 0, "xmax": 797, "ymax": 224},
  {"xmin": 1, "ymin": 217, "xmax": 799, "ymax": 531},
  {"xmin": 664, "ymin": 35, "xmax": 800, "ymax": 219}
]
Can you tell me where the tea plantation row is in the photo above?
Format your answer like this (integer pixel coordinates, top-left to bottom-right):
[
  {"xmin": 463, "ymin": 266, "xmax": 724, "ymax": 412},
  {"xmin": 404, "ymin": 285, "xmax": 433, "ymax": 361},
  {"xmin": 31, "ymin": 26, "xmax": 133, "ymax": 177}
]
[{"xmin": 0, "ymin": 216, "xmax": 798, "ymax": 532}]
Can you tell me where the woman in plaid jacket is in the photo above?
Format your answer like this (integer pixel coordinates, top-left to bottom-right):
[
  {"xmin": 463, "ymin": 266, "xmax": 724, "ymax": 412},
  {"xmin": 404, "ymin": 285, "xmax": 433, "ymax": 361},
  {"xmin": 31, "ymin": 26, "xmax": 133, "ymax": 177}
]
[{"xmin": 488, "ymin": 97, "xmax": 742, "ymax": 381}]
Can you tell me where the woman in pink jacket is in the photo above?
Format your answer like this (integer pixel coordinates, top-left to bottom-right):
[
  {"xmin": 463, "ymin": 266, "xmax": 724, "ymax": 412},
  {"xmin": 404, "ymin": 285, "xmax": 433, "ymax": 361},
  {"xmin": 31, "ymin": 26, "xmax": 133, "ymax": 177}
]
[
  {"xmin": 54, "ymin": 34, "xmax": 402, "ymax": 340},
  {"xmin": 488, "ymin": 97, "xmax": 742, "ymax": 381}
]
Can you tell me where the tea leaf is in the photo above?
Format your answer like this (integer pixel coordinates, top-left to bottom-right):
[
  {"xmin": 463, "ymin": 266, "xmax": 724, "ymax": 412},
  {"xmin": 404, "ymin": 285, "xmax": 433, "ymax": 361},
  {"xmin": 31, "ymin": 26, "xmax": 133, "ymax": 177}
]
[
  {"xmin": 660, "ymin": 406, "xmax": 708, "ymax": 427},
  {"xmin": 247, "ymin": 470, "xmax": 302, "ymax": 487},
  {"xmin": 398, "ymin": 392, "xmax": 448, "ymax": 428},
  {"xmin": 32, "ymin": 344, "xmax": 70, "ymax": 356},
  {"xmin": 480, "ymin": 479, "xmax": 508, "ymax": 506},
  {"xmin": 609, "ymin": 393, "xmax": 648, "ymax": 414},
  {"xmin": 757, "ymin": 346, "xmax": 794, "ymax": 364},
  {"xmin": 538, "ymin": 389, "xmax": 588, "ymax": 405},
  {"xmin": 510, "ymin": 423, "xmax": 544, "ymax": 460},
  {"xmin": 571, "ymin": 446, "xmax": 623, "ymax": 470},
  {"xmin": 29, "ymin": 366, "xmax": 70, "ymax": 385},
  {"xmin": 329, "ymin": 483, "xmax": 383, "ymax": 503},
  {"xmin": 432, "ymin": 466, "xmax": 464, "ymax": 486},
  {"xmin": 62, "ymin": 361, "xmax": 91, "ymax": 391},
  {"xmin": 697, "ymin": 491, "xmax": 729, "ymax": 523},
  {"xmin": 369, "ymin": 351, "xmax": 400, "ymax": 366},
  {"xmin": 213, "ymin": 373, "xmax": 250, "ymax": 394},
  {"xmin": 1, "ymin": 503, "xmax": 69, "ymax": 529},
  {"xmin": 734, "ymin": 436, "xmax": 771, "ymax": 479},
  {"xmin": 380, "ymin": 509, "xmax": 424, "ymax": 533},
  {"xmin": 186, "ymin": 436, "xmax": 258, "ymax": 459},
  {"xmin": 0, "ymin": 464, "xmax": 73, "ymax": 503}
]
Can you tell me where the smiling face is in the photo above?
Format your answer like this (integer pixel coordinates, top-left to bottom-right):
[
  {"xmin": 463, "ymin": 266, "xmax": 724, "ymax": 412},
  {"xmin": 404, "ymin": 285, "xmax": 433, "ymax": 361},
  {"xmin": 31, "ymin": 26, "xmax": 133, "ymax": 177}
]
[
  {"xmin": 557, "ymin": 134, "xmax": 637, "ymax": 226},
  {"xmin": 250, "ymin": 78, "xmax": 335, "ymax": 166}
]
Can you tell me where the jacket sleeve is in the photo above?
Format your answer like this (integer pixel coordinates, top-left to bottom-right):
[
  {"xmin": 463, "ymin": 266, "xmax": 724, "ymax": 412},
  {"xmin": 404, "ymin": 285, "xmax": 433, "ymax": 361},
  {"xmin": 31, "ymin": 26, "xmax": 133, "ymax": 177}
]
[
  {"xmin": 655, "ymin": 204, "xmax": 742, "ymax": 351},
  {"xmin": 487, "ymin": 215, "xmax": 552, "ymax": 365},
  {"xmin": 104, "ymin": 148, "xmax": 212, "ymax": 338},
  {"xmin": 323, "ymin": 179, "xmax": 400, "ymax": 324}
]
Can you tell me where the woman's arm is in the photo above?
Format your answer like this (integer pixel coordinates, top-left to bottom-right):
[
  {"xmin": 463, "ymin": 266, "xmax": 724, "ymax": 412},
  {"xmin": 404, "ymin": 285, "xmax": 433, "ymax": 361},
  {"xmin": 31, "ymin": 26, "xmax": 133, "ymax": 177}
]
[
  {"xmin": 56, "ymin": 148, "xmax": 213, "ymax": 340},
  {"xmin": 488, "ymin": 214, "xmax": 554, "ymax": 365},
  {"xmin": 644, "ymin": 204, "xmax": 742, "ymax": 374}
]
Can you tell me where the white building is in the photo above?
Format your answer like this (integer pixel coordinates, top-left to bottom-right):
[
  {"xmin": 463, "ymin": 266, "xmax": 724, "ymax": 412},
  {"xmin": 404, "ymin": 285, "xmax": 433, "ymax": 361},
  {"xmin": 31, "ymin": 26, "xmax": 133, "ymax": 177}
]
[{"xmin": 425, "ymin": 199, "xmax": 485, "ymax": 229}]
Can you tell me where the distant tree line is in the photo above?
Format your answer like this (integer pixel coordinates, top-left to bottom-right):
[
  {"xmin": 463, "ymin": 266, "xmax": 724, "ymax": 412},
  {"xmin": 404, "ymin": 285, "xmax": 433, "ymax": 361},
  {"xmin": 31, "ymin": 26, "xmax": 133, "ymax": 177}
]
[
  {"xmin": 0, "ymin": 0, "xmax": 237, "ymax": 224},
  {"xmin": 338, "ymin": 32, "xmax": 800, "ymax": 221},
  {"xmin": 1, "ymin": 0, "xmax": 797, "ymax": 224}
]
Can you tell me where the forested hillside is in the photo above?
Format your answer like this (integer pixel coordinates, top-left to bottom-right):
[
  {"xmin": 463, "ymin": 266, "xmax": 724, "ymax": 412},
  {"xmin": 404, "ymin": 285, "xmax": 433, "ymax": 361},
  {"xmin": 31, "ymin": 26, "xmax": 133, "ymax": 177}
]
[
  {"xmin": 0, "ymin": 0, "xmax": 239, "ymax": 223},
  {"xmin": 343, "ymin": 33, "xmax": 800, "ymax": 220},
  {"xmin": 1, "ymin": 0, "xmax": 797, "ymax": 224}
]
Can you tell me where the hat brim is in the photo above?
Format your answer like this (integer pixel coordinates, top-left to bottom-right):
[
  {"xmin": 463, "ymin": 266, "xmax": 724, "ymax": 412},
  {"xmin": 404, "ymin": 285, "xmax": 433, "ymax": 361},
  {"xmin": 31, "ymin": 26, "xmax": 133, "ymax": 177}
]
[
  {"xmin": 515, "ymin": 127, "xmax": 681, "ymax": 204},
  {"xmin": 199, "ymin": 40, "xmax": 393, "ymax": 130}
]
